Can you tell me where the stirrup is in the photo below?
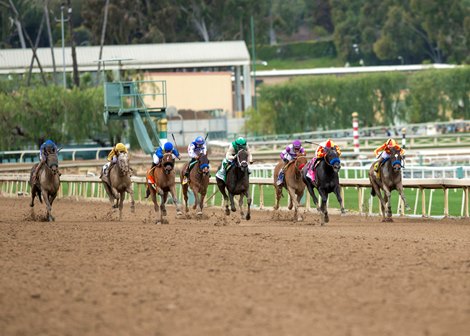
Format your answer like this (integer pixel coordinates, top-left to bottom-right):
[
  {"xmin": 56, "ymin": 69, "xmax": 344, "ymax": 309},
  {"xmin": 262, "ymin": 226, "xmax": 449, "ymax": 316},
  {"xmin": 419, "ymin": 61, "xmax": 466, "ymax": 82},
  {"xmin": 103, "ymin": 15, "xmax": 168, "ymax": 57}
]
[
  {"xmin": 276, "ymin": 179, "xmax": 283, "ymax": 186},
  {"xmin": 182, "ymin": 177, "xmax": 188, "ymax": 185}
]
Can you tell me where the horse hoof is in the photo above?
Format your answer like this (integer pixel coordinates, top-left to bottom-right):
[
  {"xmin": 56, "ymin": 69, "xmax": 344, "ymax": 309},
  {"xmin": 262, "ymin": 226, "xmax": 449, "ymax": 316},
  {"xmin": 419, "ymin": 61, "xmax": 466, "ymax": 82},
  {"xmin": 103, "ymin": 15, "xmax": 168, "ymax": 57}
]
[
  {"xmin": 246, "ymin": 214, "xmax": 251, "ymax": 220},
  {"xmin": 297, "ymin": 216, "xmax": 303, "ymax": 222},
  {"xmin": 341, "ymin": 208, "xmax": 346, "ymax": 214},
  {"xmin": 405, "ymin": 206, "xmax": 411, "ymax": 211},
  {"xmin": 324, "ymin": 216, "xmax": 329, "ymax": 223},
  {"xmin": 225, "ymin": 209, "xmax": 230, "ymax": 216},
  {"xmin": 176, "ymin": 211, "xmax": 183, "ymax": 216},
  {"xmin": 162, "ymin": 210, "xmax": 167, "ymax": 217},
  {"xmin": 131, "ymin": 206, "xmax": 135, "ymax": 213},
  {"xmin": 196, "ymin": 212, "xmax": 203, "ymax": 217},
  {"xmin": 49, "ymin": 216, "xmax": 55, "ymax": 222},
  {"xmin": 231, "ymin": 207, "xmax": 236, "ymax": 212},
  {"xmin": 156, "ymin": 220, "xmax": 162, "ymax": 225},
  {"xmin": 288, "ymin": 204, "xmax": 293, "ymax": 210}
]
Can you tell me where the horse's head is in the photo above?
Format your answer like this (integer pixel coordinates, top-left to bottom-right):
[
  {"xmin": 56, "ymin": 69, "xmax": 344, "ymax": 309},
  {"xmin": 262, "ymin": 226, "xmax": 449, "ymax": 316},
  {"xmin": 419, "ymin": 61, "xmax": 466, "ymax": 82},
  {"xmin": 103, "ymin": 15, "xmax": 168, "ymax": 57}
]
[
  {"xmin": 236, "ymin": 149, "xmax": 249, "ymax": 172},
  {"xmin": 161, "ymin": 152, "xmax": 175, "ymax": 174},
  {"xmin": 295, "ymin": 155, "xmax": 307, "ymax": 171},
  {"xmin": 389, "ymin": 147, "xmax": 403, "ymax": 172},
  {"xmin": 117, "ymin": 152, "xmax": 131, "ymax": 176},
  {"xmin": 325, "ymin": 147, "xmax": 341, "ymax": 173},
  {"xmin": 197, "ymin": 154, "xmax": 210, "ymax": 176},
  {"xmin": 46, "ymin": 151, "xmax": 59, "ymax": 175}
]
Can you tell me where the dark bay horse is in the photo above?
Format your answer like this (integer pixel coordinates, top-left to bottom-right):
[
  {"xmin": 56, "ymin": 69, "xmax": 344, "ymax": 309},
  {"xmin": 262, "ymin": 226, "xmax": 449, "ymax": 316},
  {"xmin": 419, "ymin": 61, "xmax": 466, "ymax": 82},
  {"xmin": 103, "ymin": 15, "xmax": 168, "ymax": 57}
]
[
  {"xmin": 273, "ymin": 155, "xmax": 307, "ymax": 222},
  {"xmin": 148, "ymin": 152, "xmax": 182, "ymax": 224},
  {"xmin": 180, "ymin": 153, "xmax": 210, "ymax": 216},
  {"xmin": 369, "ymin": 147, "xmax": 410, "ymax": 222},
  {"xmin": 216, "ymin": 149, "xmax": 251, "ymax": 220},
  {"xmin": 302, "ymin": 147, "xmax": 345, "ymax": 225},
  {"xmin": 29, "ymin": 150, "xmax": 60, "ymax": 221},
  {"xmin": 102, "ymin": 152, "xmax": 135, "ymax": 220}
]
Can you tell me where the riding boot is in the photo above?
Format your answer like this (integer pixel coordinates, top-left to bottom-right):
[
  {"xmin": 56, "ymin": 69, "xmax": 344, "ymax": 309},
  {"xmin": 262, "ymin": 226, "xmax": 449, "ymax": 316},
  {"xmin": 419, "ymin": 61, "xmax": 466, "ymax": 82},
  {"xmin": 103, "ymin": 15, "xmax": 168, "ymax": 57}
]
[
  {"xmin": 374, "ymin": 157, "xmax": 384, "ymax": 172},
  {"xmin": 182, "ymin": 168, "xmax": 189, "ymax": 184},
  {"xmin": 216, "ymin": 164, "xmax": 226, "ymax": 181},
  {"xmin": 276, "ymin": 171, "xmax": 285, "ymax": 186},
  {"xmin": 145, "ymin": 186, "xmax": 151, "ymax": 199}
]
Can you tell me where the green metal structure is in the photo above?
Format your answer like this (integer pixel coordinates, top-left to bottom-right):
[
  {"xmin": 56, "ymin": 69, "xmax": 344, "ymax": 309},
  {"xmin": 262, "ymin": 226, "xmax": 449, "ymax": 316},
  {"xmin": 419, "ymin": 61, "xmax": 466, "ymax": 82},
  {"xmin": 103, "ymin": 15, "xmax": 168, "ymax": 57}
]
[{"xmin": 101, "ymin": 61, "xmax": 167, "ymax": 154}]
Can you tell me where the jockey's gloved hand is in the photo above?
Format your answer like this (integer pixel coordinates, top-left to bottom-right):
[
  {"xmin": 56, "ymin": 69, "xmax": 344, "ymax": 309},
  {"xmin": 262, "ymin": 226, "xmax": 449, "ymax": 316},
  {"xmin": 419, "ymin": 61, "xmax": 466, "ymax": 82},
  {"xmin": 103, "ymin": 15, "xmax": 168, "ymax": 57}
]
[{"xmin": 283, "ymin": 159, "xmax": 289, "ymax": 163}]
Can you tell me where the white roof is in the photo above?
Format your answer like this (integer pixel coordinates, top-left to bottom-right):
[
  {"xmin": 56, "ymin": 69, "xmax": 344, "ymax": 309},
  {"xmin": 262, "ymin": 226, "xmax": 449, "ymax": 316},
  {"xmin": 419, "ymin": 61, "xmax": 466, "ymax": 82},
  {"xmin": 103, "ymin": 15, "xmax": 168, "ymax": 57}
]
[{"xmin": 0, "ymin": 41, "xmax": 250, "ymax": 74}]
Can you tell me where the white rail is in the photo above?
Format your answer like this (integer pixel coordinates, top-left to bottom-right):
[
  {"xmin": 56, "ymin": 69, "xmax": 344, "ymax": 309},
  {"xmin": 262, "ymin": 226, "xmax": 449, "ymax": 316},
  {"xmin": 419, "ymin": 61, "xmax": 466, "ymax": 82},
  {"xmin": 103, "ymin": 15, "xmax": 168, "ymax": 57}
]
[{"xmin": 1, "ymin": 175, "xmax": 468, "ymax": 218}]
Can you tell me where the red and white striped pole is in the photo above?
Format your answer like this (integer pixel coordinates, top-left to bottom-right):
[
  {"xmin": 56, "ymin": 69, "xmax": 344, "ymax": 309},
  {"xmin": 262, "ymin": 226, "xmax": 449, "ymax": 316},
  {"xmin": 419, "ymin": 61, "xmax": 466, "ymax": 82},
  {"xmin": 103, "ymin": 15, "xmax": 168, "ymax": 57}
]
[{"xmin": 352, "ymin": 112, "xmax": 360, "ymax": 155}]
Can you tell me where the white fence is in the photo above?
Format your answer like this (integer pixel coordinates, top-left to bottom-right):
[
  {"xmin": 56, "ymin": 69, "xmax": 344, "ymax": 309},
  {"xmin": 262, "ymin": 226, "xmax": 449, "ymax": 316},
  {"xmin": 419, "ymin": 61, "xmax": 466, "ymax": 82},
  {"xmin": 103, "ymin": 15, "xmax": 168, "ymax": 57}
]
[{"xmin": 1, "ymin": 174, "xmax": 468, "ymax": 218}]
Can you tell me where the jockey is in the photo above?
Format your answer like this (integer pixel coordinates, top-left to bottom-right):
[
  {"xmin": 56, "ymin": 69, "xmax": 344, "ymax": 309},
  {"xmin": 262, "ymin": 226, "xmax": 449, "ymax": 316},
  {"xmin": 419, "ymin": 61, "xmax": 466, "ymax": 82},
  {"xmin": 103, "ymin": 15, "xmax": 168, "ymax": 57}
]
[
  {"xmin": 314, "ymin": 138, "xmax": 341, "ymax": 161},
  {"xmin": 145, "ymin": 142, "xmax": 180, "ymax": 198},
  {"xmin": 276, "ymin": 140, "xmax": 306, "ymax": 186},
  {"xmin": 216, "ymin": 137, "xmax": 253, "ymax": 181},
  {"xmin": 305, "ymin": 139, "xmax": 341, "ymax": 181},
  {"xmin": 32, "ymin": 139, "xmax": 59, "ymax": 183},
  {"xmin": 182, "ymin": 136, "xmax": 207, "ymax": 184},
  {"xmin": 373, "ymin": 138, "xmax": 405, "ymax": 172},
  {"xmin": 101, "ymin": 142, "xmax": 127, "ymax": 184},
  {"xmin": 152, "ymin": 142, "xmax": 180, "ymax": 168}
]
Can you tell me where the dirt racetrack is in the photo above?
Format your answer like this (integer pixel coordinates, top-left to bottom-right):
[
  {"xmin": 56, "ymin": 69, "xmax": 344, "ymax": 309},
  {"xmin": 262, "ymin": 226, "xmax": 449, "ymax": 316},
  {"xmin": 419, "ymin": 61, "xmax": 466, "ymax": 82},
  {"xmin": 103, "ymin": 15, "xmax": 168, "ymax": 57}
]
[{"xmin": 0, "ymin": 196, "xmax": 469, "ymax": 336}]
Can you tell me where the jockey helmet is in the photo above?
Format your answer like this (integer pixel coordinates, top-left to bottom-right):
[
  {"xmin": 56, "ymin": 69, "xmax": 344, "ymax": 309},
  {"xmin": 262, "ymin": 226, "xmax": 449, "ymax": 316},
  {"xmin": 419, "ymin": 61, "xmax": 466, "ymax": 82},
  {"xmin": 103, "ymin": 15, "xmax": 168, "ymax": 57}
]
[
  {"xmin": 292, "ymin": 140, "xmax": 302, "ymax": 149},
  {"xmin": 235, "ymin": 137, "xmax": 247, "ymax": 147},
  {"xmin": 163, "ymin": 142, "xmax": 174, "ymax": 152},
  {"xmin": 115, "ymin": 143, "xmax": 127, "ymax": 152},
  {"xmin": 44, "ymin": 139, "xmax": 56, "ymax": 147},
  {"xmin": 386, "ymin": 138, "xmax": 396, "ymax": 147},
  {"xmin": 325, "ymin": 139, "xmax": 333, "ymax": 148},
  {"xmin": 194, "ymin": 136, "xmax": 205, "ymax": 146}
]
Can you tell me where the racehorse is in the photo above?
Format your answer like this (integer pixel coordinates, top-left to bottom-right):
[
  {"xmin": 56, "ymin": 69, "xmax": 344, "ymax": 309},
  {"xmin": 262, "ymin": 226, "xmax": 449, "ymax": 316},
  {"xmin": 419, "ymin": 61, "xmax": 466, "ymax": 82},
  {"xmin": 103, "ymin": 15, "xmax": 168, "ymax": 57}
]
[
  {"xmin": 273, "ymin": 155, "xmax": 307, "ymax": 222},
  {"xmin": 302, "ymin": 146, "xmax": 345, "ymax": 225},
  {"xmin": 216, "ymin": 149, "xmax": 251, "ymax": 220},
  {"xmin": 180, "ymin": 153, "xmax": 210, "ymax": 216},
  {"xmin": 29, "ymin": 150, "xmax": 60, "ymax": 221},
  {"xmin": 369, "ymin": 146, "xmax": 410, "ymax": 222},
  {"xmin": 148, "ymin": 152, "xmax": 182, "ymax": 224},
  {"xmin": 102, "ymin": 152, "xmax": 135, "ymax": 220}
]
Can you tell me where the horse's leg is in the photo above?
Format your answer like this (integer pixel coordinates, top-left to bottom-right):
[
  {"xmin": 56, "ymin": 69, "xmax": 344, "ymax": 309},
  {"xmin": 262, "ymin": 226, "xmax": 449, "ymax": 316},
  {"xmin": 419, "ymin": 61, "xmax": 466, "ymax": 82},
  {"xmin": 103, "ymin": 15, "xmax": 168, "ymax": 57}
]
[
  {"xmin": 228, "ymin": 192, "xmax": 237, "ymax": 212},
  {"xmin": 118, "ymin": 191, "xmax": 125, "ymax": 221},
  {"xmin": 317, "ymin": 188, "xmax": 329, "ymax": 225},
  {"xmin": 217, "ymin": 180, "xmax": 230, "ymax": 215},
  {"xmin": 182, "ymin": 184, "xmax": 189, "ymax": 213},
  {"xmin": 245, "ymin": 190, "xmax": 251, "ymax": 221},
  {"xmin": 168, "ymin": 185, "xmax": 182, "ymax": 216},
  {"xmin": 150, "ymin": 189, "xmax": 161, "ymax": 224},
  {"xmin": 383, "ymin": 187, "xmax": 393, "ymax": 221},
  {"xmin": 287, "ymin": 186, "xmax": 301, "ymax": 222},
  {"xmin": 43, "ymin": 191, "xmax": 54, "ymax": 222},
  {"xmin": 198, "ymin": 190, "xmax": 206, "ymax": 216},
  {"xmin": 334, "ymin": 184, "xmax": 346, "ymax": 214},
  {"xmin": 161, "ymin": 192, "xmax": 168, "ymax": 217},
  {"xmin": 397, "ymin": 184, "xmax": 411, "ymax": 211},
  {"xmin": 30, "ymin": 185, "xmax": 37, "ymax": 207},
  {"xmin": 370, "ymin": 179, "xmax": 387, "ymax": 221},
  {"xmin": 238, "ymin": 194, "xmax": 245, "ymax": 219}
]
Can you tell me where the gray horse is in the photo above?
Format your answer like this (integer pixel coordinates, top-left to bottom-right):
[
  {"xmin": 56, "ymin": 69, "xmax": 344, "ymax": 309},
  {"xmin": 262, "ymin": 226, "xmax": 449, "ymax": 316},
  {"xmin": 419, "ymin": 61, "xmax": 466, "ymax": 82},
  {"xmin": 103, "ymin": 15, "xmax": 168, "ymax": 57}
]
[
  {"xmin": 369, "ymin": 147, "xmax": 410, "ymax": 222},
  {"xmin": 29, "ymin": 151, "xmax": 60, "ymax": 221},
  {"xmin": 102, "ymin": 152, "xmax": 135, "ymax": 220}
]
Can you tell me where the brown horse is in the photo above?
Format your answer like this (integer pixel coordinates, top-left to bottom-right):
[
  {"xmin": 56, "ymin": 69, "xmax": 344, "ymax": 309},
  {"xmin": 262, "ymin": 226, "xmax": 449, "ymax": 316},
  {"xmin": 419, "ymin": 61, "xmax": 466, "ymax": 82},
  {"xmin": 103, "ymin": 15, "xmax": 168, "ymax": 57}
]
[
  {"xmin": 369, "ymin": 147, "xmax": 410, "ymax": 222},
  {"xmin": 148, "ymin": 152, "xmax": 182, "ymax": 224},
  {"xmin": 102, "ymin": 152, "xmax": 135, "ymax": 220},
  {"xmin": 180, "ymin": 154, "xmax": 210, "ymax": 216},
  {"xmin": 29, "ymin": 150, "xmax": 60, "ymax": 221},
  {"xmin": 273, "ymin": 155, "xmax": 307, "ymax": 222}
]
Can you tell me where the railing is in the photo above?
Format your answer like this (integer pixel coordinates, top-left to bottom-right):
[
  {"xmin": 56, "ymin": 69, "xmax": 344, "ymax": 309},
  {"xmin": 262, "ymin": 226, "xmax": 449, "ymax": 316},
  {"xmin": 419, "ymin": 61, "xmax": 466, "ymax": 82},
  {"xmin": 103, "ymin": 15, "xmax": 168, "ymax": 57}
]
[
  {"xmin": 249, "ymin": 164, "xmax": 470, "ymax": 180},
  {"xmin": 1, "ymin": 175, "xmax": 468, "ymax": 218},
  {"xmin": 0, "ymin": 147, "xmax": 113, "ymax": 163},
  {"xmin": 243, "ymin": 120, "xmax": 470, "ymax": 143}
]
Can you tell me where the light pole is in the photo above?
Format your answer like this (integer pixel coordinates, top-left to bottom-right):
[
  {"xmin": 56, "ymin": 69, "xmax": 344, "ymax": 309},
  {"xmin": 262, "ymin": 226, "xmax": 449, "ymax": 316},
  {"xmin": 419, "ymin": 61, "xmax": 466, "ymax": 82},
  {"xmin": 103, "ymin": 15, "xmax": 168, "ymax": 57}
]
[{"xmin": 55, "ymin": 4, "xmax": 68, "ymax": 88}]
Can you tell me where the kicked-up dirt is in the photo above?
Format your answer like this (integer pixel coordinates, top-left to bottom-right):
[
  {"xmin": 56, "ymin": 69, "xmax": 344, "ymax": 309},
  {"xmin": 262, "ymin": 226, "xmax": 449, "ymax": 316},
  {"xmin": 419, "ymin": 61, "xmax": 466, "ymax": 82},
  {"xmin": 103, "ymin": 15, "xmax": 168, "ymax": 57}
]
[{"xmin": 0, "ymin": 196, "xmax": 469, "ymax": 336}]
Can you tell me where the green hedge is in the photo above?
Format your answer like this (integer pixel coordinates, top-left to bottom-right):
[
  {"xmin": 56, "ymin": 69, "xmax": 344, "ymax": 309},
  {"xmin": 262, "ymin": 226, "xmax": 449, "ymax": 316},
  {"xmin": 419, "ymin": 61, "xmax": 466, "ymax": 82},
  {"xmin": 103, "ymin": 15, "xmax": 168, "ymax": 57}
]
[{"xmin": 246, "ymin": 67, "xmax": 470, "ymax": 135}]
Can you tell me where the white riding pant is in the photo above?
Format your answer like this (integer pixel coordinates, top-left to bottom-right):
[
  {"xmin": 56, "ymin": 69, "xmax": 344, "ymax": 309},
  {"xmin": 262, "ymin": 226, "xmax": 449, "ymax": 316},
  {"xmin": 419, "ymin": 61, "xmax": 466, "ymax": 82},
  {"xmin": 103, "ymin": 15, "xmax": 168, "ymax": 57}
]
[{"xmin": 378, "ymin": 151, "xmax": 390, "ymax": 159}]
